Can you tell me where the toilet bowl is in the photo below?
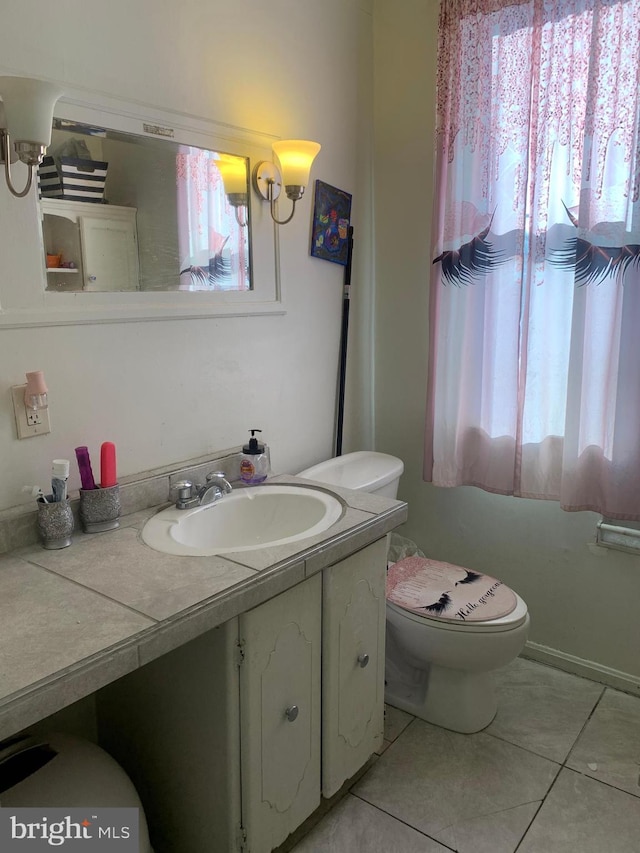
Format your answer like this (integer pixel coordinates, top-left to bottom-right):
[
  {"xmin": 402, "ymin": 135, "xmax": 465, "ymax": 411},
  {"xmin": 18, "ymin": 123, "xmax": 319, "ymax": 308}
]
[{"xmin": 297, "ymin": 451, "xmax": 530, "ymax": 734}]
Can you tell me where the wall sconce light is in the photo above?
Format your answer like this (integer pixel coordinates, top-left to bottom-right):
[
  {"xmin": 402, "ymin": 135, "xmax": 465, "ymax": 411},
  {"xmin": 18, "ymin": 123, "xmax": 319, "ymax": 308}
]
[
  {"xmin": 11, "ymin": 370, "xmax": 51, "ymax": 438},
  {"xmin": 252, "ymin": 139, "xmax": 321, "ymax": 225},
  {"xmin": 217, "ymin": 155, "xmax": 249, "ymax": 227},
  {"xmin": 0, "ymin": 76, "xmax": 63, "ymax": 198}
]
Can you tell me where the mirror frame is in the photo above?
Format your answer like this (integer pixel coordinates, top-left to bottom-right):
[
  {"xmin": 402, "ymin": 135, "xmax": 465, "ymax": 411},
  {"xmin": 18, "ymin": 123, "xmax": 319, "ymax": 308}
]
[{"xmin": 0, "ymin": 86, "xmax": 283, "ymax": 328}]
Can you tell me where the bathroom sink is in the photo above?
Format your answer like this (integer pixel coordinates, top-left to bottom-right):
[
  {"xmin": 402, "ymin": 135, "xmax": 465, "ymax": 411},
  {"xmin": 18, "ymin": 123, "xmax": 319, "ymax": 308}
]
[{"xmin": 141, "ymin": 484, "xmax": 344, "ymax": 557}]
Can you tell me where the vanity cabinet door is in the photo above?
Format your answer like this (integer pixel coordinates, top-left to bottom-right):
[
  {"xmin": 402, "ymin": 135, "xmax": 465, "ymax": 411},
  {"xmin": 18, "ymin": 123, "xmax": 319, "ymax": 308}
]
[
  {"xmin": 239, "ymin": 573, "xmax": 322, "ymax": 853},
  {"xmin": 322, "ymin": 538, "xmax": 387, "ymax": 797}
]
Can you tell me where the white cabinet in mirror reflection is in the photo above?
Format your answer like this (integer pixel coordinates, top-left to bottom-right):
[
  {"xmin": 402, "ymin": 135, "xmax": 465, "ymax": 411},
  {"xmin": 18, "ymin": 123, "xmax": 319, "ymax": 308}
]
[{"xmin": 42, "ymin": 199, "xmax": 139, "ymax": 292}]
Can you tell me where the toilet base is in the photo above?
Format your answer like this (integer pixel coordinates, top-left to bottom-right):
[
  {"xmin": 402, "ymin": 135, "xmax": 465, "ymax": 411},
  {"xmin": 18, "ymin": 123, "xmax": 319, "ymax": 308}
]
[{"xmin": 385, "ymin": 657, "xmax": 498, "ymax": 734}]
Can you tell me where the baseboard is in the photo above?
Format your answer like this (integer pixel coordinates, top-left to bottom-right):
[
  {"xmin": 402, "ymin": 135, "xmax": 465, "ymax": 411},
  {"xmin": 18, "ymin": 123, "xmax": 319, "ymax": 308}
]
[{"xmin": 522, "ymin": 641, "xmax": 640, "ymax": 698}]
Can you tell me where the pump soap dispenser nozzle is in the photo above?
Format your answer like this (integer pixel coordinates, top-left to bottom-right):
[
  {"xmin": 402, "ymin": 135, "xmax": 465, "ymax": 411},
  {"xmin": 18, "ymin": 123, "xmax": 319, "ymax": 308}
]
[{"xmin": 240, "ymin": 429, "xmax": 269, "ymax": 484}]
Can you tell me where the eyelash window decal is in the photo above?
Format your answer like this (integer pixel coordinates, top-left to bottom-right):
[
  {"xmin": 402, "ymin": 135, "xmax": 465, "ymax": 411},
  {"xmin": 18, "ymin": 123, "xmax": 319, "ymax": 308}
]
[
  {"xmin": 422, "ymin": 592, "xmax": 452, "ymax": 616},
  {"xmin": 432, "ymin": 211, "xmax": 509, "ymax": 287},
  {"xmin": 455, "ymin": 570, "xmax": 483, "ymax": 585},
  {"xmin": 549, "ymin": 236, "xmax": 640, "ymax": 286},
  {"xmin": 548, "ymin": 201, "xmax": 640, "ymax": 286}
]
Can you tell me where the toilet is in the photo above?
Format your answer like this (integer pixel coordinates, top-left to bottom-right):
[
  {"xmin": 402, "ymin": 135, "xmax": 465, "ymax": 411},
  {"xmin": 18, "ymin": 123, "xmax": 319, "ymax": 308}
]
[{"xmin": 297, "ymin": 451, "xmax": 530, "ymax": 734}]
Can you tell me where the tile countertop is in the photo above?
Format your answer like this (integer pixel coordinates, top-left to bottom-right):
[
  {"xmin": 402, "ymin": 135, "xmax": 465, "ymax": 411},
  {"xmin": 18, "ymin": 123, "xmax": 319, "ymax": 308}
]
[{"xmin": 0, "ymin": 473, "xmax": 407, "ymax": 742}]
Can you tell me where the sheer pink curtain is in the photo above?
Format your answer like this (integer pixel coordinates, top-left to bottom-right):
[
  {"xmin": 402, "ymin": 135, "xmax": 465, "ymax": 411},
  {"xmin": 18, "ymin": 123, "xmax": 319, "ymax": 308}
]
[
  {"xmin": 425, "ymin": 0, "xmax": 640, "ymax": 520},
  {"xmin": 176, "ymin": 146, "xmax": 248, "ymax": 291}
]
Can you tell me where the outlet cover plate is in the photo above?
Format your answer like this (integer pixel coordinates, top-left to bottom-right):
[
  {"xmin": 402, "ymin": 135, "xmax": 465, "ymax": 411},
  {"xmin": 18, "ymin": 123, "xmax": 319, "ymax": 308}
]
[{"xmin": 11, "ymin": 385, "xmax": 51, "ymax": 439}]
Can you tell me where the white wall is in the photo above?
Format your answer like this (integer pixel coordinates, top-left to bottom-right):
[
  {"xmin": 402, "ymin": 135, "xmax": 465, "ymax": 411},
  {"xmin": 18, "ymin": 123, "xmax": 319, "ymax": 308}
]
[
  {"xmin": 0, "ymin": 0, "xmax": 374, "ymax": 510},
  {"xmin": 373, "ymin": 0, "xmax": 640, "ymax": 683}
]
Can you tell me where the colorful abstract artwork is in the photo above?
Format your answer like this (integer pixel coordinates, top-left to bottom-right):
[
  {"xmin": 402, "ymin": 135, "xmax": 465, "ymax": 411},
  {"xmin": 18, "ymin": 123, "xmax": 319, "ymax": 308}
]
[{"xmin": 310, "ymin": 180, "xmax": 352, "ymax": 266}]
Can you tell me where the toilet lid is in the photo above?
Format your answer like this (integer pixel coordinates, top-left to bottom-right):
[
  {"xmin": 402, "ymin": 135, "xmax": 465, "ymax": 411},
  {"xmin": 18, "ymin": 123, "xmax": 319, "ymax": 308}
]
[{"xmin": 386, "ymin": 556, "xmax": 518, "ymax": 623}]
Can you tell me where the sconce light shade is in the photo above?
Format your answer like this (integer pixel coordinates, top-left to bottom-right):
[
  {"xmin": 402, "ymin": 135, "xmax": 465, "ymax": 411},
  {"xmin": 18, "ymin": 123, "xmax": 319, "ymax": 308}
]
[
  {"xmin": 272, "ymin": 140, "xmax": 321, "ymax": 191},
  {"xmin": 217, "ymin": 155, "xmax": 249, "ymax": 227},
  {"xmin": 0, "ymin": 77, "xmax": 62, "ymax": 161},
  {"xmin": 217, "ymin": 155, "xmax": 248, "ymax": 197},
  {"xmin": 0, "ymin": 76, "xmax": 63, "ymax": 198},
  {"xmin": 0, "ymin": 101, "xmax": 17, "ymax": 163},
  {"xmin": 24, "ymin": 370, "xmax": 48, "ymax": 411},
  {"xmin": 252, "ymin": 139, "xmax": 321, "ymax": 226}
]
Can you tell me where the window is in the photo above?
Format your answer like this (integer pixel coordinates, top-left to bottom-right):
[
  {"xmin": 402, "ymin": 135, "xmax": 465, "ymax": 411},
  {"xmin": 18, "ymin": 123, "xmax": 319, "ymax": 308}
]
[
  {"xmin": 176, "ymin": 147, "xmax": 250, "ymax": 292},
  {"xmin": 425, "ymin": 0, "xmax": 640, "ymax": 521}
]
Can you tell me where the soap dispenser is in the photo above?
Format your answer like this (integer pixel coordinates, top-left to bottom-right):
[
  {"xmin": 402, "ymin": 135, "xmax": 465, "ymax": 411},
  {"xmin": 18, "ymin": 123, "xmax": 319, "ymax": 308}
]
[{"xmin": 240, "ymin": 429, "xmax": 269, "ymax": 484}]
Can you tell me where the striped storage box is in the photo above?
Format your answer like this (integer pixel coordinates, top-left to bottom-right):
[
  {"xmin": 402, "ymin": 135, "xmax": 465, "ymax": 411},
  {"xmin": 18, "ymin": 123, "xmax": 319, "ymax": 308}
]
[
  {"xmin": 38, "ymin": 156, "xmax": 108, "ymax": 202},
  {"xmin": 37, "ymin": 156, "xmax": 62, "ymax": 198}
]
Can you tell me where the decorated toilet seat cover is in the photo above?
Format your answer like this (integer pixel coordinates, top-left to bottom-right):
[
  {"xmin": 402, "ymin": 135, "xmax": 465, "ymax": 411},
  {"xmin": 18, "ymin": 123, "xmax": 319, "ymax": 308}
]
[{"xmin": 386, "ymin": 556, "xmax": 518, "ymax": 623}]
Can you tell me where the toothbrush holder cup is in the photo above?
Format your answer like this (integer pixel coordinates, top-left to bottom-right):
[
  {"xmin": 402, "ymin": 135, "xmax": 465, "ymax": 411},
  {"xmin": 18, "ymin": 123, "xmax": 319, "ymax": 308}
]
[
  {"xmin": 80, "ymin": 485, "xmax": 120, "ymax": 533},
  {"xmin": 37, "ymin": 498, "xmax": 74, "ymax": 549}
]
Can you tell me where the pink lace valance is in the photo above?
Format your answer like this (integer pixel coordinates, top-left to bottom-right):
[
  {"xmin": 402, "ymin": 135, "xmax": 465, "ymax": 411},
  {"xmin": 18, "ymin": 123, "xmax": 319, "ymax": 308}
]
[{"xmin": 437, "ymin": 0, "xmax": 640, "ymax": 204}]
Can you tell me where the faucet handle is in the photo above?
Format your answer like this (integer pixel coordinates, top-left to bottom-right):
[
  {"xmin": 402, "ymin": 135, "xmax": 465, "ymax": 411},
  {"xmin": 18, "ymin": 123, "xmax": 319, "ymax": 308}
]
[
  {"xmin": 206, "ymin": 471, "xmax": 232, "ymax": 493},
  {"xmin": 173, "ymin": 479, "xmax": 193, "ymax": 497},
  {"xmin": 173, "ymin": 480, "xmax": 197, "ymax": 509}
]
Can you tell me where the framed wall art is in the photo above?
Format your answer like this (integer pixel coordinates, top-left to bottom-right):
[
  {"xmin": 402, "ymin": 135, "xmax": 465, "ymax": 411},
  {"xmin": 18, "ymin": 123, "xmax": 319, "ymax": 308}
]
[{"xmin": 310, "ymin": 180, "xmax": 352, "ymax": 266}]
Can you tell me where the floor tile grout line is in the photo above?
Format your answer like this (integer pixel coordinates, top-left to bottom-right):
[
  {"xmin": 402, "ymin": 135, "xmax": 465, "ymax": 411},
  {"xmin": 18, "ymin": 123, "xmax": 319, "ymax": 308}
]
[
  {"xmin": 560, "ymin": 683, "xmax": 607, "ymax": 769},
  {"xmin": 512, "ymin": 799, "xmax": 546, "ymax": 852},
  {"xmin": 467, "ymin": 676, "xmax": 608, "ymax": 768},
  {"xmin": 482, "ymin": 727, "xmax": 565, "ymax": 765},
  {"xmin": 514, "ymin": 764, "xmax": 640, "ymax": 853},
  {"xmin": 351, "ymin": 758, "xmax": 640, "ymax": 853},
  {"xmin": 513, "ymin": 764, "xmax": 564, "ymax": 853},
  {"xmin": 439, "ymin": 798, "xmax": 549, "ymax": 853},
  {"xmin": 381, "ymin": 714, "xmax": 418, "ymax": 750},
  {"xmin": 561, "ymin": 764, "xmax": 640, "ymax": 799},
  {"xmin": 393, "ymin": 713, "xmax": 567, "ymax": 770},
  {"xmin": 349, "ymin": 791, "xmax": 458, "ymax": 852}
]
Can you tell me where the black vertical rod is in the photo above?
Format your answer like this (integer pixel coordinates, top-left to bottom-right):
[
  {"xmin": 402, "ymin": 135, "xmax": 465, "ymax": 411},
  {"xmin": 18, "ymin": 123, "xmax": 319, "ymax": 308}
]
[{"xmin": 335, "ymin": 226, "xmax": 354, "ymax": 457}]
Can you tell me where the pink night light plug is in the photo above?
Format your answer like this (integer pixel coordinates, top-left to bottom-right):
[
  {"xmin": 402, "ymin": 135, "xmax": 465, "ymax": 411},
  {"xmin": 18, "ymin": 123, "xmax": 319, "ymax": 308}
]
[{"xmin": 24, "ymin": 370, "xmax": 48, "ymax": 412}]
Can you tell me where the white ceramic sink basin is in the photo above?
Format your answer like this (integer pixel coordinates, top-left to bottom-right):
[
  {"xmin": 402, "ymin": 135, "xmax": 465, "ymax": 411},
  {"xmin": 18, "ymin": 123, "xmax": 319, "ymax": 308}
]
[{"xmin": 142, "ymin": 484, "xmax": 344, "ymax": 557}]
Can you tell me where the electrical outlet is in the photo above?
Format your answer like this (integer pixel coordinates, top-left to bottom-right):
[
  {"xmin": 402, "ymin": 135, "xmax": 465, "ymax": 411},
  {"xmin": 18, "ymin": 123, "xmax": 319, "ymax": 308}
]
[{"xmin": 11, "ymin": 385, "xmax": 52, "ymax": 439}]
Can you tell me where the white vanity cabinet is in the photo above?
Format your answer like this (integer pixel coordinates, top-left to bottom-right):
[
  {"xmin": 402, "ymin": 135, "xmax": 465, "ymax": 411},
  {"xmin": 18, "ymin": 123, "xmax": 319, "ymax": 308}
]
[
  {"xmin": 321, "ymin": 536, "xmax": 387, "ymax": 797},
  {"xmin": 41, "ymin": 198, "xmax": 139, "ymax": 291},
  {"xmin": 239, "ymin": 572, "xmax": 322, "ymax": 853},
  {"xmin": 96, "ymin": 539, "xmax": 386, "ymax": 853}
]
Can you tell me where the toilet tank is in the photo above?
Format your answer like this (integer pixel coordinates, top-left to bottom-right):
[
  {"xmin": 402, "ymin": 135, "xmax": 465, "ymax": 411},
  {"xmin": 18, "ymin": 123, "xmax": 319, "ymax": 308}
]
[{"xmin": 297, "ymin": 451, "xmax": 404, "ymax": 499}]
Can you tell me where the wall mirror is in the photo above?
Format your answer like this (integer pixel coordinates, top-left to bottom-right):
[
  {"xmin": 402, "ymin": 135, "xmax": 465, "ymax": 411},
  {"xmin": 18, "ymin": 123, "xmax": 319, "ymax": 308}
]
[
  {"xmin": 0, "ymin": 86, "xmax": 282, "ymax": 328},
  {"xmin": 42, "ymin": 120, "xmax": 251, "ymax": 294}
]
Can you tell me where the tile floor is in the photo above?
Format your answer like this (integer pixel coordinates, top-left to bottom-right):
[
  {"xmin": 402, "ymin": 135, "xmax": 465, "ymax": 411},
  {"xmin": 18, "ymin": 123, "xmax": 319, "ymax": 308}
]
[{"xmin": 288, "ymin": 657, "xmax": 640, "ymax": 853}]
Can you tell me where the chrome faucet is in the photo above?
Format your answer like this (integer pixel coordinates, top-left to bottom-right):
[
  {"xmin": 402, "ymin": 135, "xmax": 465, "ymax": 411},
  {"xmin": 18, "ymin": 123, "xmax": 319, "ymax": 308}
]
[
  {"xmin": 198, "ymin": 471, "xmax": 232, "ymax": 505},
  {"xmin": 172, "ymin": 471, "xmax": 232, "ymax": 510}
]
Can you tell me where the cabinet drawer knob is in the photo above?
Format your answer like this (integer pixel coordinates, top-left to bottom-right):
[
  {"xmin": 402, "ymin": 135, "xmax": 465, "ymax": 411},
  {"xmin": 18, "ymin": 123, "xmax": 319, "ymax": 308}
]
[
  {"xmin": 358, "ymin": 653, "xmax": 370, "ymax": 668},
  {"xmin": 285, "ymin": 705, "xmax": 299, "ymax": 723}
]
